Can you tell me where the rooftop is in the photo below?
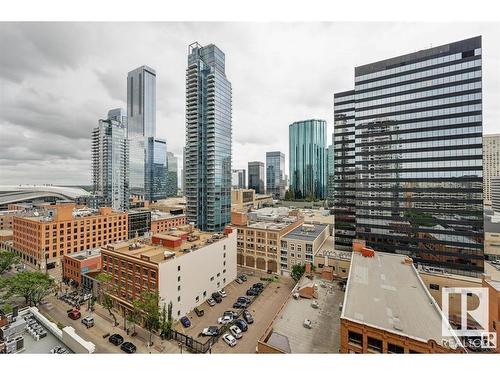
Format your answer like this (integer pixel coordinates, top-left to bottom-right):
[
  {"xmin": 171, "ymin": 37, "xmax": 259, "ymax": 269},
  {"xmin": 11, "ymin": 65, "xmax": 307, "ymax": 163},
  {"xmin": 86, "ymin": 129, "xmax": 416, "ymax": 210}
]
[
  {"xmin": 315, "ymin": 236, "xmax": 352, "ymax": 260},
  {"xmin": 283, "ymin": 223, "xmax": 328, "ymax": 241},
  {"xmin": 263, "ymin": 275, "xmax": 343, "ymax": 353},
  {"xmin": 101, "ymin": 229, "xmax": 230, "ymax": 264},
  {"xmin": 151, "ymin": 210, "xmax": 186, "ymax": 221},
  {"xmin": 67, "ymin": 248, "xmax": 101, "ymax": 260},
  {"xmin": 342, "ymin": 251, "xmax": 461, "ymax": 347}
]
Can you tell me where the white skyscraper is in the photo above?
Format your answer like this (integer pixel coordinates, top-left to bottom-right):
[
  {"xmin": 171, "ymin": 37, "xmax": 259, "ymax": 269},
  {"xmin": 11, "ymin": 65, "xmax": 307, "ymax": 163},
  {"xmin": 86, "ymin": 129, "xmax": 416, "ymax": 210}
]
[{"xmin": 483, "ymin": 134, "xmax": 500, "ymax": 206}]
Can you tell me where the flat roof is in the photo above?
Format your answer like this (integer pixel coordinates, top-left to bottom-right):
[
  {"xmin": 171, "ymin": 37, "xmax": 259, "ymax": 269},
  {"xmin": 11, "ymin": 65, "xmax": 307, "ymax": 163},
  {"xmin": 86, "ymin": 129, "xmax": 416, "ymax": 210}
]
[
  {"xmin": 314, "ymin": 236, "xmax": 352, "ymax": 260},
  {"xmin": 342, "ymin": 251, "xmax": 460, "ymax": 346},
  {"xmin": 283, "ymin": 224, "xmax": 327, "ymax": 241},
  {"xmin": 265, "ymin": 276, "xmax": 343, "ymax": 353},
  {"xmin": 67, "ymin": 248, "xmax": 101, "ymax": 260}
]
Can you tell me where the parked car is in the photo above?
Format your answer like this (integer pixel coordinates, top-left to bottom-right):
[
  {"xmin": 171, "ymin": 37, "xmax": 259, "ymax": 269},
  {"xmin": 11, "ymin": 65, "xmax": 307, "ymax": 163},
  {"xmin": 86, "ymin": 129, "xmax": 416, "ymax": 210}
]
[
  {"xmin": 81, "ymin": 316, "xmax": 94, "ymax": 328},
  {"xmin": 67, "ymin": 310, "xmax": 81, "ymax": 320},
  {"xmin": 207, "ymin": 298, "xmax": 216, "ymax": 306},
  {"xmin": 109, "ymin": 333, "xmax": 124, "ymax": 346},
  {"xmin": 234, "ymin": 319, "xmax": 248, "ymax": 332},
  {"xmin": 235, "ymin": 278, "xmax": 243, "ymax": 284},
  {"xmin": 180, "ymin": 316, "xmax": 191, "ymax": 328},
  {"xmin": 238, "ymin": 296, "xmax": 251, "ymax": 303},
  {"xmin": 239, "ymin": 274, "xmax": 247, "ymax": 281},
  {"xmin": 222, "ymin": 333, "xmax": 237, "ymax": 347},
  {"xmin": 120, "ymin": 342, "xmax": 137, "ymax": 353},
  {"xmin": 218, "ymin": 315, "xmax": 233, "ymax": 325},
  {"xmin": 232, "ymin": 302, "xmax": 246, "ymax": 309},
  {"xmin": 229, "ymin": 325, "xmax": 243, "ymax": 339},
  {"xmin": 212, "ymin": 292, "xmax": 222, "ymax": 303},
  {"xmin": 218, "ymin": 289, "xmax": 227, "ymax": 298},
  {"xmin": 246, "ymin": 289, "xmax": 258, "ymax": 296},
  {"xmin": 194, "ymin": 307, "xmax": 204, "ymax": 317},
  {"xmin": 201, "ymin": 326, "xmax": 220, "ymax": 336},
  {"xmin": 243, "ymin": 310, "xmax": 254, "ymax": 324},
  {"xmin": 252, "ymin": 283, "xmax": 264, "ymax": 290},
  {"xmin": 224, "ymin": 310, "xmax": 238, "ymax": 318}
]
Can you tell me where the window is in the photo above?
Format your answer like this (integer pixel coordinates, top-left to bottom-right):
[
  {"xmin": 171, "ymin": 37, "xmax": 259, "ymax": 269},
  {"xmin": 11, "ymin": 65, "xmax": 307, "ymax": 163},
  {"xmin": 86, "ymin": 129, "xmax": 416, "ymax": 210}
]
[
  {"xmin": 177, "ymin": 296, "xmax": 181, "ymax": 302},
  {"xmin": 367, "ymin": 337, "xmax": 382, "ymax": 353},
  {"xmin": 203, "ymin": 291, "xmax": 207, "ymax": 297},
  {"xmin": 429, "ymin": 284, "xmax": 440, "ymax": 290},
  {"xmin": 348, "ymin": 331, "xmax": 363, "ymax": 346},
  {"xmin": 387, "ymin": 343, "xmax": 404, "ymax": 354},
  {"xmin": 177, "ymin": 285, "xmax": 181, "ymax": 291},
  {"xmin": 195, "ymin": 296, "xmax": 199, "ymax": 302},
  {"xmin": 177, "ymin": 276, "xmax": 181, "ymax": 282},
  {"xmin": 210, "ymin": 276, "xmax": 214, "ymax": 281},
  {"xmin": 177, "ymin": 310, "xmax": 180, "ymax": 316},
  {"xmin": 177, "ymin": 265, "xmax": 181, "ymax": 271}
]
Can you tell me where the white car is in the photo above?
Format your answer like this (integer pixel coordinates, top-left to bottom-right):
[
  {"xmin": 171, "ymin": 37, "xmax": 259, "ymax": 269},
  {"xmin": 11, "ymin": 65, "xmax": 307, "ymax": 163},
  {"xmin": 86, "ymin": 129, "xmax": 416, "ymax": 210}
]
[
  {"xmin": 229, "ymin": 325, "xmax": 243, "ymax": 339},
  {"xmin": 218, "ymin": 315, "xmax": 233, "ymax": 325},
  {"xmin": 218, "ymin": 289, "xmax": 227, "ymax": 298},
  {"xmin": 222, "ymin": 333, "xmax": 237, "ymax": 347}
]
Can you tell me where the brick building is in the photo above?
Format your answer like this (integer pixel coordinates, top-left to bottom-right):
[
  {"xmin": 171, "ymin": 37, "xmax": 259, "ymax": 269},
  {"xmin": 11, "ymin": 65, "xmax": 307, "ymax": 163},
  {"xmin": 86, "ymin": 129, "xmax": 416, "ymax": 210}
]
[
  {"xmin": 150, "ymin": 211, "xmax": 187, "ymax": 234},
  {"xmin": 62, "ymin": 248, "xmax": 102, "ymax": 286}
]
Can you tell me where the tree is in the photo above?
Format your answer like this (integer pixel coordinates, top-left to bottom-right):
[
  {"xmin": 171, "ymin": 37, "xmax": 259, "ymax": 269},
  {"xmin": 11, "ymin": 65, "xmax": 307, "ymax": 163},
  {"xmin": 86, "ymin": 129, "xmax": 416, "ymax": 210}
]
[
  {"xmin": 133, "ymin": 290, "xmax": 160, "ymax": 346},
  {"xmin": 0, "ymin": 251, "xmax": 19, "ymax": 274},
  {"xmin": 6, "ymin": 271, "xmax": 56, "ymax": 306},
  {"xmin": 291, "ymin": 264, "xmax": 306, "ymax": 282},
  {"xmin": 159, "ymin": 301, "xmax": 173, "ymax": 339},
  {"xmin": 127, "ymin": 308, "xmax": 139, "ymax": 336},
  {"xmin": 95, "ymin": 273, "xmax": 118, "ymax": 327}
]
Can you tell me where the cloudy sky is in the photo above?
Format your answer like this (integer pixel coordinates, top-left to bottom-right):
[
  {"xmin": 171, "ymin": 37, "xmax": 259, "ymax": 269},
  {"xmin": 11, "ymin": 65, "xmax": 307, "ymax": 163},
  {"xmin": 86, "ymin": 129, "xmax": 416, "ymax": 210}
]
[{"xmin": 1, "ymin": 22, "xmax": 499, "ymax": 186}]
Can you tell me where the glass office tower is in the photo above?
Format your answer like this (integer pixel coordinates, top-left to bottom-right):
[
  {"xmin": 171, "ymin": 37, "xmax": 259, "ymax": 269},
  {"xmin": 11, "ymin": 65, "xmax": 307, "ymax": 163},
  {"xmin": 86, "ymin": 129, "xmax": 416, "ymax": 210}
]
[
  {"xmin": 91, "ymin": 109, "xmax": 129, "ymax": 210},
  {"xmin": 348, "ymin": 36, "xmax": 483, "ymax": 275},
  {"xmin": 166, "ymin": 151, "xmax": 178, "ymax": 197},
  {"xmin": 145, "ymin": 137, "xmax": 167, "ymax": 201},
  {"xmin": 231, "ymin": 169, "xmax": 246, "ymax": 189},
  {"xmin": 248, "ymin": 161, "xmax": 265, "ymax": 194},
  {"xmin": 127, "ymin": 65, "xmax": 156, "ymax": 198},
  {"xmin": 333, "ymin": 91, "xmax": 356, "ymax": 251},
  {"xmin": 185, "ymin": 42, "xmax": 232, "ymax": 232},
  {"xmin": 266, "ymin": 152, "xmax": 285, "ymax": 199},
  {"xmin": 289, "ymin": 119, "xmax": 327, "ymax": 200},
  {"xmin": 326, "ymin": 141, "xmax": 335, "ymax": 205}
]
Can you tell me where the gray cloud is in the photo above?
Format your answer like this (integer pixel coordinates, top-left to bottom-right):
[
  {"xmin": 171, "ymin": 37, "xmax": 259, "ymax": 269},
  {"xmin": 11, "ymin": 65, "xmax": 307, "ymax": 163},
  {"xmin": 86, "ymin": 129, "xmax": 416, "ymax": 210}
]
[{"xmin": 1, "ymin": 22, "xmax": 500, "ymax": 185}]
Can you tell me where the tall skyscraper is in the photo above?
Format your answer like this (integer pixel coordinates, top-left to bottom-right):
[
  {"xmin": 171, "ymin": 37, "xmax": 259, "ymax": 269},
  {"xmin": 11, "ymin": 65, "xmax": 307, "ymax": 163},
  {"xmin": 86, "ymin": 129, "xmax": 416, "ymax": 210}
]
[
  {"xmin": 289, "ymin": 119, "xmax": 327, "ymax": 200},
  {"xmin": 333, "ymin": 91, "xmax": 356, "ymax": 252},
  {"xmin": 231, "ymin": 169, "xmax": 246, "ymax": 189},
  {"xmin": 266, "ymin": 151, "xmax": 285, "ymax": 199},
  {"xmin": 91, "ymin": 109, "xmax": 129, "ymax": 210},
  {"xmin": 483, "ymin": 134, "xmax": 500, "ymax": 205},
  {"xmin": 127, "ymin": 66, "xmax": 156, "ymax": 197},
  {"xmin": 248, "ymin": 161, "xmax": 265, "ymax": 194},
  {"xmin": 166, "ymin": 151, "xmax": 178, "ymax": 197},
  {"xmin": 185, "ymin": 42, "xmax": 232, "ymax": 231},
  {"xmin": 335, "ymin": 36, "xmax": 483, "ymax": 276},
  {"xmin": 146, "ymin": 137, "xmax": 167, "ymax": 201},
  {"xmin": 326, "ymin": 140, "xmax": 335, "ymax": 204}
]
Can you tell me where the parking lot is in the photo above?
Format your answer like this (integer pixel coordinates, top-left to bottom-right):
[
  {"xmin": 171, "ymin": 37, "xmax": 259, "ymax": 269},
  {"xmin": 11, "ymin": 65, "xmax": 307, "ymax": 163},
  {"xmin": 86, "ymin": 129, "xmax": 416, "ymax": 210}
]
[{"xmin": 174, "ymin": 269, "xmax": 296, "ymax": 353}]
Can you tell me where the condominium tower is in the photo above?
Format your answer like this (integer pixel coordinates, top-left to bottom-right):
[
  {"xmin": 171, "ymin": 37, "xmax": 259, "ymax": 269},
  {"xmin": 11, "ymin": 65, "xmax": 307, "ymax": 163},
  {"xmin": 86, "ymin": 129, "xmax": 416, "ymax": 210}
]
[
  {"xmin": 166, "ymin": 152, "xmax": 179, "ymax": 197},
  {"xmin": 185, "ymin": 42, "xmax": 232, "ymax": 231},
  {"xmin": 334, "ymin": 36, "xmax": 483, "ymax": 276},
  {"xmin": 266, "ymin": 152, "xmax": 286, "ymax": 199},
  {"xmin": 91, "ymin": 109, "xmax": 129, "ymax": 210},
  {"xmin": 483, "ymin": 134, "xmax": 500, "ymax": 205},
  {"xmin": 231, "ymin": 169, "xmax": 246, "ymax": 189},
  {"xmin": 248, "ymin": 161, "xmax": 265, "ymax": 194},
  {"xmin": 289, "ymin": 119, "xmax": 327, "ymax": 200}
]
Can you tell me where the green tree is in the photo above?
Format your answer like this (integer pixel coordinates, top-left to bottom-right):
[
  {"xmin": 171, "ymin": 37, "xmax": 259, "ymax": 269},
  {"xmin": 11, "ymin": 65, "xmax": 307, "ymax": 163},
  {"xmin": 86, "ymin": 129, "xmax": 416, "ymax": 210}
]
[
  {"xmin": 95, "ymin": 273, "xmax": 118, "ymax": 327},
  {"xmin": 0, "ymin": 251, "xmax": 19, "ymax": 274},
  {"xmin": 127, "ymin": 308, "xmax": 139, "ymax": 335},
  {"xmin": 133, "ymin": 290, "xmax": 160, "ymax": 346},
  {"xmin": 6, "ymin": 271, "xmax": 56, "ymax": 306},
  {"xmin": 291, "ymin": 264, "xmax": 306, "ymax": 282},
  {"xmin": 159, "ymin": 301, "xmax": 173, "ymax": 339}
]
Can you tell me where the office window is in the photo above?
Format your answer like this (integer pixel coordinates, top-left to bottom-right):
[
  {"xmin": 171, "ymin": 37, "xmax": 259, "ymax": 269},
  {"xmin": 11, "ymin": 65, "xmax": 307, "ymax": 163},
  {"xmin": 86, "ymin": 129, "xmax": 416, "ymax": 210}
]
[
  {"xmin": 348, "ymin": 331, "xmax": 363, "ymax": 346},
  {"xmin": 387, "ymin": 343, "xmax": 404, "ymax": 354},
  {"xmin": 367, "ymin": 337, "xmax": 383, "ymax": 353},
  {"xmin": 429, "ymin": 284, "xmax": 440, "ymax": 290}
]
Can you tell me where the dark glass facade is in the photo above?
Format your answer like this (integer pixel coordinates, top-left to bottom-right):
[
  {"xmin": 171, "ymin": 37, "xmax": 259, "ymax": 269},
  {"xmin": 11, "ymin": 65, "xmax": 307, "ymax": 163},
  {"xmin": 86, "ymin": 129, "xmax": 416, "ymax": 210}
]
[
  {"xmin": 248, "ymin": 161, "xmax": 265, "ymax": 194},
  {"xmin": 334, "ymin": 36, "xmax": 484, "ymax": 276},
  {"xmin": 266, "ymin": 151, "xmax": 286, "ymax": 199},
  {"xmin": 128, "ymin": 210, "xmax": 151, "ymax": 239}
]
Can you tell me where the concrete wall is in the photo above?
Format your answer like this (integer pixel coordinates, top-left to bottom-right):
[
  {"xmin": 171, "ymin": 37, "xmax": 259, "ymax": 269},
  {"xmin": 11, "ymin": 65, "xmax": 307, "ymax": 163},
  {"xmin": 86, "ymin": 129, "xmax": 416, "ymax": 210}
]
[{"xmin": 158, "ymin": 231, "xmax": 237, "ymax": 318}]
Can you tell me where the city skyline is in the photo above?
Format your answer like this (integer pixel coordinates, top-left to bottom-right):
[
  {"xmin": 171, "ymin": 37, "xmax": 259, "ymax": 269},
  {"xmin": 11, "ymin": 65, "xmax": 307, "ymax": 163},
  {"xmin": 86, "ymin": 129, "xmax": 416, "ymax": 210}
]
[{"xmin": 1, "ymin": 23, "xmax": 500, "ymax": 186}]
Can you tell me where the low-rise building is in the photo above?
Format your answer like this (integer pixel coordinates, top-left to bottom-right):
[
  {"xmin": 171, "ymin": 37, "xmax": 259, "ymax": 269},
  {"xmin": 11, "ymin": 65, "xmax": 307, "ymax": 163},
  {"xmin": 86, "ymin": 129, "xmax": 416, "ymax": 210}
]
[
  {"xmin": 313, "ymin": 237, "xmax": 351, "ymax": 281},
  {"xmin": 340, "ymin": 250, "xmax": 464, "ymax": 354},
  {"xmin": 301, "ymin": 209, "xmax": 334, "ymax": 235},
  {"xmin": 150, "ymin": 211, "xmax": 187, "ymax": 234},
  {"xmin": 232, "ymin": 208, "xmax": 303, "ymax": 274},
  {"xmin": 231, "ymin": 189, "xmax": 273, "ymax": 212},
  {"xmin": 0, "ymin": 210, "xmax": 18, "ymax": 230},
  {"xmin": 100, "ymin": 225, "xmax": 236, "ymax": 318},
  {"xmin": 127, "ymin": 210, "xmax": 151, "ymax": 239},
  {"xmin": 62, "ymin": 248, "xmax": 102, "ymax": 287},
  {"xmin": 12, "ymin": 203, "xmax": 127, "ymax": 271},
  {"xmin": 280, "ymin": 223, "xmax": 329, "ymax": 275}
]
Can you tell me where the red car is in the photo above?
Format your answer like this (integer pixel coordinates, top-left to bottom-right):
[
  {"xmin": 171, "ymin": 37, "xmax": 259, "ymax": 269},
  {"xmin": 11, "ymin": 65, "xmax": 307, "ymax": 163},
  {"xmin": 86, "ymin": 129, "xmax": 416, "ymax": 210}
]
[{"xmin": 68, "ymin": 310, "xmax": 81, "ymax": 320}]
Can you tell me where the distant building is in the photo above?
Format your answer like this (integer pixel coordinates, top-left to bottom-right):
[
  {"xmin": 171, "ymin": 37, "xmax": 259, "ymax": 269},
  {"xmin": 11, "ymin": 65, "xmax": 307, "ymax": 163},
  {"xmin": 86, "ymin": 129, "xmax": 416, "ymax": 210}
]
[
  {"xmin": 231, "ymin": 169, "xmax": 246, "ymax": 189},
  {"xmin": 62, "ymin": 248, "xmax": 101, "ymax": 287},
  {"xmin": 151, "ymin": 211, "xmax": 187, "ymax": 234},
  {"xmin": 289, "ymin": 119, "xmax": 327, "ymax": 200},
  {"xmin": 484, "ymin": 134, "xmax": 500, "ymax": 205},
  {"xmin": 185, "ymin": 42, "xmax": 232, "ymax": 232},
  {"xmin": 266, "ymin": 151, "xmax": 286, "ymax": 199},
  {"xmin": 127, "ymin": 210, "xmax": 151, "ymax": 239},
  {"xmin": 146, "ymin": 137, "xmax": 167, "ymax": 201},
  {"xmin": 12, "ymin": 203, "xmax": 127, "ymax": 271},
  {"xmin": 493, "ymin": 177, "xmax": 500, "ymax": 214},
  {"xmin": 231, "ymin": 189, "xmax": 273, "ymax": 211},
  {"xmin": 248, "ymin": 161, "xmax": 265, "ymax": 194},
  {"xmin": 166, "ymin": 152, "xmax": 178, "ymax": 197},
  {"xmin": 91, "ymin": 109, "xmax": 129, "ymax": 210},
  {"xmin": 326, "ymin": 140, "xmax": 334, "ymax": 204}
]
